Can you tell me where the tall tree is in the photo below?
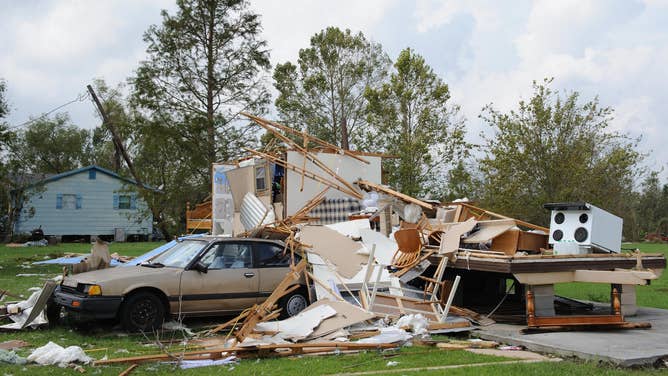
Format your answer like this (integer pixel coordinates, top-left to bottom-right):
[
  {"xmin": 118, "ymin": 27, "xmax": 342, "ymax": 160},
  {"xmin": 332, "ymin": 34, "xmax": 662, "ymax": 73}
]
[
  {"xmin": 274, "ymin": 27, "xmax": 391, "ymax": 149},
  {"xmin": 365, "ymin": 48, "xmax": 466, "ymax": 197},
  {"xmin": 479, "ymin": 79, "xmax": 644, "ymax": 233},
  {"xmin": 634, "ymin": 172, "xmax": 668, "ymax": 240},
  {"xmin": 0, "ymin": 79, "xmax": 13, "ymax": 239},
  {"xmin": 133, "ymin": 0, "xmax": 271, "ymax": 171}
]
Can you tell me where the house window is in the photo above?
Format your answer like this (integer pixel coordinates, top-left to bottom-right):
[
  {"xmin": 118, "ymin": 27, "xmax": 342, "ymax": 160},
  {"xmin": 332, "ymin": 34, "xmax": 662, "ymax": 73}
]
[
  {"xmin": 255, "ymin": 165, "xmax": 267, "ymax": 192},
  {"xmin": 57, "ymin": 194, "xmax": 82, "ymax": 210},
  {"xmin": 89, "ymin": 170, "xmax": 96, "ymax": 179},
  {"xmin": 62, "ymin": 194, "xmax": 76, "ymax": 209},
  {"xmin": 113, "ymin": 194, "xmax": 136, "ymax": 210},
  {"xmin": 118, "ymin": 195, "xmax": 132, "ymax": 209}
]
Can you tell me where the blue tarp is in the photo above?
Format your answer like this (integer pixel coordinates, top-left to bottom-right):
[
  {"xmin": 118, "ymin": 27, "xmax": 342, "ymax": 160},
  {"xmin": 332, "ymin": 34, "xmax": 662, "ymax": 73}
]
[
  {"xmin": 33, "ymin": 234, "xmax": 206, "ymax": 267},
  {"xmin": 34, "ymin": 257, "xmax": 123, "ymax": 266}
]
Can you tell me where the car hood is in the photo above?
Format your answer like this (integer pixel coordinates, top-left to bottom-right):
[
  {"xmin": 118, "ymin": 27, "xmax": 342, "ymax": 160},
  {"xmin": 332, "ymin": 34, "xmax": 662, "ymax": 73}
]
[{"xmin": 62, "ymin": 265, "xmax": 183, "ymax": 295}]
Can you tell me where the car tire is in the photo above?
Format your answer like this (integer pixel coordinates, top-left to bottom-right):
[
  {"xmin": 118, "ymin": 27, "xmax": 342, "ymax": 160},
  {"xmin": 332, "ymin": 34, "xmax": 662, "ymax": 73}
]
[
  {"xmin": 45, "ymin": 300, "xmax": 62, "ymax": 328},
  {"xmin": 278, "ymin": 288, "xmax": 308, "ymax": 319},
  {"xmin": 120, "ymin": 292, "xmax": 165, "ymax": 332}
]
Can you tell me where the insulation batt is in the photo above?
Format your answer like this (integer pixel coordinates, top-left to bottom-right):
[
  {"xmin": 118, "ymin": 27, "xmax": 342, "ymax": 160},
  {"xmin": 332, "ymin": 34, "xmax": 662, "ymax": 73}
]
[{"xmin": 27, "ymin": 342, "xmax": 93, "ymax": 367}]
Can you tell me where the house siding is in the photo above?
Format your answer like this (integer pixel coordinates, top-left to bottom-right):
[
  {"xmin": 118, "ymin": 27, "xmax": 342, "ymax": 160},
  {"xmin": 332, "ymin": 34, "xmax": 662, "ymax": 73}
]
[{"xmin": 15, "ymin": 170, "xmax": 152, "ymax": 236}]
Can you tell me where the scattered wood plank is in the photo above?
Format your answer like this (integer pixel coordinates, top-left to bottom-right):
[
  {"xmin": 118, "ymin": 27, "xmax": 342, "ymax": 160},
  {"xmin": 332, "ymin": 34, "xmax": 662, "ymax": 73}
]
[
  {"xmin": 118, "ymin": 363, "xmax": 139, "ymax": 376},
  {"xmin": 241, "ymin": 113, "xmax": 370, "ymax": 165}
]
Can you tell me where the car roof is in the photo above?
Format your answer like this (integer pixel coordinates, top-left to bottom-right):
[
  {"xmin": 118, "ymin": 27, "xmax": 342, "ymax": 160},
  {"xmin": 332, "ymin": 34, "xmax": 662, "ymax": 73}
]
[{"xmin": 181, "ymin": 236, "xmax": 284, "ymax": 246}]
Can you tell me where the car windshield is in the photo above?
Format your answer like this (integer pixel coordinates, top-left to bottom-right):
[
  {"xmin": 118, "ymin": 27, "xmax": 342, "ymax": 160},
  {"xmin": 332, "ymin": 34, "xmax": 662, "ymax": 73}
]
[{"xmin": 149, "ymin": 240, "xmax": 207, "ymax": 268}]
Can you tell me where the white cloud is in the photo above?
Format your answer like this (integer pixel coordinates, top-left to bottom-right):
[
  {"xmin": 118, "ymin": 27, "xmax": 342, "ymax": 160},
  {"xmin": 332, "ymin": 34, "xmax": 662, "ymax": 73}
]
[
  {"xmin": 251, "ymin": 0, "xmax": 397, "ymax": 65},
  {"xmin": 411, "ymin": 0, "xmax": 668, "ymax": 176}
]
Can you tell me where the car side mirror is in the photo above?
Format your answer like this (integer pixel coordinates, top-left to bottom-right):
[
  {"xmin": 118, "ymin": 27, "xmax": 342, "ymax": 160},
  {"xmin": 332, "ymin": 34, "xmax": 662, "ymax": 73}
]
[{"xmin": 193, "ymin": 261, "xmax": 208, "ymax": 274}]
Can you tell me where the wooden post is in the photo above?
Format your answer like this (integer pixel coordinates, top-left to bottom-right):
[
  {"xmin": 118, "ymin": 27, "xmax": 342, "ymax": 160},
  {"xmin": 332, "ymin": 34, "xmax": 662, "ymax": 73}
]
[
  {"xmin": 87, "ymin": 85, "xmax": 143, "ymax": 187},
  {"xmin": 526, "ymin": 289, "xmax": 535, "ymax": 326}
]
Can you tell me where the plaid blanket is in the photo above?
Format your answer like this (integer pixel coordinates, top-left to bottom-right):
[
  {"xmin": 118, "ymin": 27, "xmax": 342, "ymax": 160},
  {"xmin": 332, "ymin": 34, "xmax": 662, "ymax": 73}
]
[{"xmin": 310, "ymin": 198, "xmax": 362, "ymax": 224}]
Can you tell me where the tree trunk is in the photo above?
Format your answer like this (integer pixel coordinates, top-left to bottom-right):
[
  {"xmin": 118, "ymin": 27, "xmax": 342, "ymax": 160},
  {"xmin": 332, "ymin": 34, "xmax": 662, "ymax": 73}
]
[
  {"xmin": 205, "ymin": 5, "xmax": 216, "ymax": 180},
  {"xmin": 340, "ymin": 116, "xmax": 350, "ymax": 150}
]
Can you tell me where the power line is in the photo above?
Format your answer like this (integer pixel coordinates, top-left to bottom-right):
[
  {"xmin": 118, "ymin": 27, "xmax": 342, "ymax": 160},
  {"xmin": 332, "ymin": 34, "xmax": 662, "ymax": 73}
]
[{"xmin": 6, "ymin": 92, "xmax": 90, "ymax": 130}]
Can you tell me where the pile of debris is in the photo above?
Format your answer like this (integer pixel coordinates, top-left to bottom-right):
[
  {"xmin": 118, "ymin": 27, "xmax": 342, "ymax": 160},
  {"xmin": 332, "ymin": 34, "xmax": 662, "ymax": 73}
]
[{"xmin": 9, "ymin": 114, "xmax": 665, "ymax": 371}]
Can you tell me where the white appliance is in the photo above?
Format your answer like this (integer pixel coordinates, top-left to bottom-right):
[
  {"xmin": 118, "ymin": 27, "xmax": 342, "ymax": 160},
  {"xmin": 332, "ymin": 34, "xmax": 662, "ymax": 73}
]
[{"xmin": 544, "ymin": 202, "xmax": 622, "ymax": 255}]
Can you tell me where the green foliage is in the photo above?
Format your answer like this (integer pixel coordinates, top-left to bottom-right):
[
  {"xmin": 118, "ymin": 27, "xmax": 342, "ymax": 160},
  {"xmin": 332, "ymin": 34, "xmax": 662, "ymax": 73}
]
[
  {"xmin": 11, "ymin": 113, "xmax": 92, "ymax": 174},
  {"xmin": 0, "ymin": 79, "xmax": 8, "ymax": 145},
  {"xmin": 633, "ymin": 172, "xmax": 668, "ymax": 240},
  {"xmin": 274, "ymin": 27, "xmax": 391, "ymax": 149},
  {"xmin": 442, "ymin": 160, "xmax": 482, "ymax": 202},
  {"xmin": 0, "ymin": 79, "xmax": 8, "ymax": 120},
  {"xmin": 365, "ymin": 48, "xmax": 466, "ymax": 197},
  {"xmin": 479, "ymin": 79, "xmax": 644, "ymax": 230},
  {"xmin": 132, "ymin": 0, "xmax": 271, "ymax": 168}
]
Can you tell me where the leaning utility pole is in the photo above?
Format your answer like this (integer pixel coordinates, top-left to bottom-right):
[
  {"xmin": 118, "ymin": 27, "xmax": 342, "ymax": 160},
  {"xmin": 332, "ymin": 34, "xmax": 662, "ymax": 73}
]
[{"xmin": 86, "ymin": 84, "xmax": 144, "ymax": 188}]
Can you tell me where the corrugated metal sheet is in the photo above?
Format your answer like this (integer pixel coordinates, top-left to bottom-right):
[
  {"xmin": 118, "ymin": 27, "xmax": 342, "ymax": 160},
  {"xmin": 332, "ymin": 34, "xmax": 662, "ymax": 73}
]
[{"xmin": 240, "ymin": 192, "xmax": 275, "ymax": 231}]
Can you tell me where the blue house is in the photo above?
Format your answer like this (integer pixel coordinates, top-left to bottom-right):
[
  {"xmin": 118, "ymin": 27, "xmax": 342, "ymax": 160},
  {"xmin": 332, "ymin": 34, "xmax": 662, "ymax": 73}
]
[{"xmin": 14, "ymin": 165, "xmax": 153, "ymax": 240}]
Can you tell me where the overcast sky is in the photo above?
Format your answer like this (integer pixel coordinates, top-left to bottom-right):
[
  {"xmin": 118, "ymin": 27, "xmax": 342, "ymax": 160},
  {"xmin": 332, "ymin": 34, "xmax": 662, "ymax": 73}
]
[{"xmin": 1, "ymin": 0, "xmax": 667, "ymax": 176}]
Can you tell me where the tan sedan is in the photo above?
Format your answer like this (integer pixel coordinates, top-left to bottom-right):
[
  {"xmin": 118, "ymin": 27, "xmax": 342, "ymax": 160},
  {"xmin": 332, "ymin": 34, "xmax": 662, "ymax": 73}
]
[{"xmin": 53, "ymin": 237, "xmax": 308, "ymax": 331}]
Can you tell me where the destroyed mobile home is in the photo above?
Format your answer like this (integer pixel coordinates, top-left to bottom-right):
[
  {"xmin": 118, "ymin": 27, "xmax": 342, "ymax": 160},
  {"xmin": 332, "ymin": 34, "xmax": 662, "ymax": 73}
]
[{"xmin": 2, "ymin": 113, "xmax": 666, "ymax": 370}]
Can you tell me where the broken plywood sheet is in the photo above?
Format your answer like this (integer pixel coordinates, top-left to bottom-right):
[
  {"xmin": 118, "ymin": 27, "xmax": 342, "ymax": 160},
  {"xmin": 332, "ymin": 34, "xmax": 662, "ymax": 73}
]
[
  {"xmin": 359, "ymin": 228, "xmax": 397, "ymax": 266},
  {"xmin": 300, "ymin": 225, "xmax": 368, "ymax": 278},
  {"xmin": 325, "ymin": 219, "xmax": 371, "ymax": 239},
  {"xmin": 253, "ymin": 303, "xmax": 337, "ymax": 342},
  {"xmin": 439, "ymin": 218, "xmax": 476, "ymax": 255},
  {"xmin": 306, "ymin": 299, "xmax": 376, "ymax": 340},
  {"xmin": 462, "ymin": 219, "xmax": 517, "ymax": 244}
]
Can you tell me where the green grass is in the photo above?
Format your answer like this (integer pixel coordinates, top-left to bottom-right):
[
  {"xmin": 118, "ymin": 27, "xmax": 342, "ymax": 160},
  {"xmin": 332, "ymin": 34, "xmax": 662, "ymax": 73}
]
[
  {"xmin": 0, "ymin": 241, "xmax": 665, "ymax": 375},
  {"xmin": 555, "ymin": 242, "xmax": 668, "ymax": 308}
]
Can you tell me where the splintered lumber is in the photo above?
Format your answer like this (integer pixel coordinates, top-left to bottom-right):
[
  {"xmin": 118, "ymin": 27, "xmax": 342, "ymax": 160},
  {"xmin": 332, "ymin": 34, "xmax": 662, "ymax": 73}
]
[
  {"xmin": 448, "ymin": 306, "xmax": 495, "ymax": 326},
  {"xmin": 241, "ymin": 112, "xmax": 370, "ymax": 165},
  {"xmin": 244, "ymin": 148, "xmax": 363, "ymax": 199},
  {"xmin": 94, "ymin": 342, "xmax": 396, "ymax": 365},
  {"xmin": 292, "ymin": 187, "xmax": 329, "ymax": 218},
  {"xmin": 243, "ymin": 115, "xmax": 361, "ymax": 195},
  {"xmin": 118, "ymin": 364, "xmax": 139, "ymax": 376},
  {"xmin": 233, "ymin": 259, "xmax": 308, "ymax": 341},
  {"xmin": 356, "ymin": 180, "xmax": 433, "ymax": 210}
]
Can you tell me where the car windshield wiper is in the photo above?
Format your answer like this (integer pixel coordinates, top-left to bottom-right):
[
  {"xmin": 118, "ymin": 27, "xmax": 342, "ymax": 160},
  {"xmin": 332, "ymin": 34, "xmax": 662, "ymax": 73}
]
[{"xmin": 140, "ymin": 262, "xmax": 165, "ymax": 268}]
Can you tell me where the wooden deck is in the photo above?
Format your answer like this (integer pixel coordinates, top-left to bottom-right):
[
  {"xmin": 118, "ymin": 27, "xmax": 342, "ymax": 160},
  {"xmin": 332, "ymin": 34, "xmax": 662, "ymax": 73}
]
[{"xmin": 430, "ymin": 252, "xmax": 666, "ymax": 274}]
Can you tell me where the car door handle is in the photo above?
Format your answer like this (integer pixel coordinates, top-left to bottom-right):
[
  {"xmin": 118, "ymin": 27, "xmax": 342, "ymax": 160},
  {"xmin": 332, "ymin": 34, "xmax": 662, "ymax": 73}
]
[{"xmin": 244, "ymin": 272, "xmax": 255, "ymax": 278}]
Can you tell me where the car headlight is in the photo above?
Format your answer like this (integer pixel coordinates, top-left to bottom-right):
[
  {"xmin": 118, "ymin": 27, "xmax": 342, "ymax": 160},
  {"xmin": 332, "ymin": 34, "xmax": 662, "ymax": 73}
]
[{"xmin": 83, "ymin": 284, "xmax": 102, "ymax": 296}]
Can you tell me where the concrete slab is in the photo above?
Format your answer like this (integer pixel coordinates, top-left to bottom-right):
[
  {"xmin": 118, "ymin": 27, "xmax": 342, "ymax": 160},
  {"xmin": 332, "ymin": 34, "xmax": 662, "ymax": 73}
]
[{"xmin": 476, "ymin": 306, "xmax": 668, "ymax": 367}]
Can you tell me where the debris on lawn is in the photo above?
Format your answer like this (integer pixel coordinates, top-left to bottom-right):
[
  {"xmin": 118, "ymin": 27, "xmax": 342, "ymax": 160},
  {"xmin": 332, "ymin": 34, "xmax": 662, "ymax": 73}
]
[
  {"xmin": 27, "ymin": 341, "xmax": 93, "ymax": 367},
  {"xmin": 0, "ymin": 281, "xmax": 57, "ymax": 330},
  {"xmin": 5, "ymin": 114, "xmax": 666, "ymax": 371},
  {"xmin": 0, "ymin": 349, "xmax": 27, "ymax": 365}
]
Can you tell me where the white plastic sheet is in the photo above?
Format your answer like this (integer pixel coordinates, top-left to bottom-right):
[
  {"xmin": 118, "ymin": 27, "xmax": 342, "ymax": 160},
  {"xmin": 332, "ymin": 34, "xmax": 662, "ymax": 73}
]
[{"xmin": 27, "ymin": 342, "xmax": 92, "ymax": 367}]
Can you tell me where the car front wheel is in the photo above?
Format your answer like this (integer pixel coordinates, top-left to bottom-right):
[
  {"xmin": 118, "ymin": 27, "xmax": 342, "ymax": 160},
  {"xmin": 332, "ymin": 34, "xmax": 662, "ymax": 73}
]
[
  {"xmin": 278, "ymin": 289, "xmax": 308, "ymax": 319},
  {"xmin": 120, "ymin": 292, "xmax": 165, "ymax": 332}
]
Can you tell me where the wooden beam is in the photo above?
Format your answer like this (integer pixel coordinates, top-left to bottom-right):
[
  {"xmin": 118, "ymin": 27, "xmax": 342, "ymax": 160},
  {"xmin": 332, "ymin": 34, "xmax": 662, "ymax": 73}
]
[
  {"xmin": 356, "ymin": 179, "xmax": 433, "ymax": 210},
  {"xmin": 241, "ymin": 112, "xmax": 370, "ymax": 164},
  {"xmin": 248, "ymin": 118, "xmax": 361, "ymax": 195}
]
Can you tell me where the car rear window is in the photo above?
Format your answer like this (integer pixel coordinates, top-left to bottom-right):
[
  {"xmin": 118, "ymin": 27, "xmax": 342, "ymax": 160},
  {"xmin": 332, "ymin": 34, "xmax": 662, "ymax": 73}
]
[{"xmin": 255, "ymin": 243, "xmax": 291, "ymax": 268}]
